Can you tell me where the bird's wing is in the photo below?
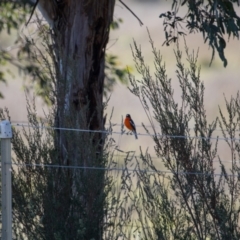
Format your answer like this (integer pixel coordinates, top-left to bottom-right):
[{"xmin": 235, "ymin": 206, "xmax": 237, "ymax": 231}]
[{"xmin": 130, "ymin": 119, "xmax": 136, "ymax": 131}]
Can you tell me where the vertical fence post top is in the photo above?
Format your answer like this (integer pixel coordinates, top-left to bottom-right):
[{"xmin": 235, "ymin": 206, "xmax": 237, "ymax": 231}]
[{"xmin": 0, "ymin": 120, "xmax": 12, "ymax": 139}]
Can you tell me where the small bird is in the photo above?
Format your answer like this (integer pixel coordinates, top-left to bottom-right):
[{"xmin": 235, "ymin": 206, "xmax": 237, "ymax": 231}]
[{"xmin": 124, "ymin": 114, "xmax": 138, "ymax": 139}]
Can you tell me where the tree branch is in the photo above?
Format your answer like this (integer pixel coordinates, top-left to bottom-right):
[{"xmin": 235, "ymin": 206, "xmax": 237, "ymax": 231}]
[{"xmin": 119, "ymin": 0, "xmax": 143, "ymax": 26}]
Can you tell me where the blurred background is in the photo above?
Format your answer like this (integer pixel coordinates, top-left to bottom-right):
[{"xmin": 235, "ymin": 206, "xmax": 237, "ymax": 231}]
[{"xmin": 0, "ymin": 0, "xmax": 240, "ymax": 157}]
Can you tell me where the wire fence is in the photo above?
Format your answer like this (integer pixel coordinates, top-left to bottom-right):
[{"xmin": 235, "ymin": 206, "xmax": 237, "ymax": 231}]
[
  {"xmin": 5, "ymin": 121, "xmax": 240, "ymax": 177},
  {"xmin": 11, "ymin": 122, "xmax": 238, "ymax": 141},
  {"xmin": 11, "ymin": 121, "xmax": 240, "ymax": 133},
  {"xmin": 1, "ymin": 120, "xmax": 240, "ymax": 239},
  {"xmin": 4, "ymin": 161, "xmax": 239, "ymax": 177}
]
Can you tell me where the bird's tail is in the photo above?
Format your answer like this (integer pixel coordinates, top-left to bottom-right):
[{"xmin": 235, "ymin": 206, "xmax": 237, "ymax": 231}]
[{"xmin": 134, "ymin": 131, "xmax": 138, "ymax": 139}]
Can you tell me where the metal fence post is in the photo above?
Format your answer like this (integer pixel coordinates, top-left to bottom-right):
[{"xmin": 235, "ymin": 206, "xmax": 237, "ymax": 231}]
[{"xmin": 0, "ymin": 120, "xmax": 12, "ymax": 240}]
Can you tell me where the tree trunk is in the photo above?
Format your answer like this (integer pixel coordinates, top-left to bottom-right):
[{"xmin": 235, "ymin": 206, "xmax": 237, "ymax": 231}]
[{"xmin": 43, "ymin": 1, "xmax": 115, "ymax": 239}]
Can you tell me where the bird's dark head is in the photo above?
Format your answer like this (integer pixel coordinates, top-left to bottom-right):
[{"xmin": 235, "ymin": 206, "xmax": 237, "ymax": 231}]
[{"xmin": 126, "ymin": 114, "xmax": 130, "ymax": 118}]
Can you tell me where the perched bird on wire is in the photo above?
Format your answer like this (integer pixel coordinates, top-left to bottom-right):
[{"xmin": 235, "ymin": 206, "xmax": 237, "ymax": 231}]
[{"xmin": 124, "ymin": 114, "xmax": 138, "ymax": 139}]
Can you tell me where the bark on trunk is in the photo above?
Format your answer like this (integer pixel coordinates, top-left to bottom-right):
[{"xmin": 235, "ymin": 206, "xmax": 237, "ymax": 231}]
[{"xmin": 43, "ymin": 1, "xmax": 115, "ymax": 239}]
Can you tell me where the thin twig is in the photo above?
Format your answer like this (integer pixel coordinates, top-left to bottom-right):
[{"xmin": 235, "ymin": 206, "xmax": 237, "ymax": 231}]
[
  {"xmin": 26, "ymin": 0, "xmax": 39, "ymax": 26},
  {"xmin": 119, "ymin": 0, "xmax": 144, "ymax": 26}
]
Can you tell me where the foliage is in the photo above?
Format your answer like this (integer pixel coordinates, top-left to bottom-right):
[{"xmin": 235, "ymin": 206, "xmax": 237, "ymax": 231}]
[
  {"xmin": 0, "ymin": 103, "xmax": 98, "ymax": 239},
  {"xmin": 0, "ymin": 2, "xmax": 128, "ymax": 101},
  {"xmin": 159, "ymin": 0, "xmax": 240, "ymax": 67},
  {"xmin": 105, "ymin": 54, "xmax": 128, "ymax": 97},
  {"xmin": 0, "ymin": 1, "xmax": 130, "ymax": 239},
  {"xmin": 0, "ymin": 1, "xmax": 32, "ymax": 33},
  {"xmin": 110, "ymin": 17, "xmax": 123, "ymax": 30},
  {"xmin": 3, "ymin": 33, "xmax": 240, "ymax": 239},
  {"xmin": 0, "ymin": 102, "xmax": 140, "ymax": 239},
  {"xmin": 0, "ymin": 1, "xmax": 32, "ymax": 98},
  {"xmin": 2, "ymin": 1, "xmax": 240, "ymax": 239},
  {"xmin": 127, "ymin": 36, "xmax": 240, "ymax": 239}
]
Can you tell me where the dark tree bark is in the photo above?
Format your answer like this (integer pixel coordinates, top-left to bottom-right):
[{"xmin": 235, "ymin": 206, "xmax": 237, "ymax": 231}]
[{"xmin": 42, "ymin": 1, "xmax": 115, "ymax": 239}]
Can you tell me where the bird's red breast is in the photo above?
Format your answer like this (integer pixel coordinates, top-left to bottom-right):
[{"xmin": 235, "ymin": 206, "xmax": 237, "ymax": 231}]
[
  {"xmin": 124, "ymin": 114, "xmax": 138, "ymax": 139},
  {"xmin": 124, "ymin": 116, "xmax": 134, "ymax": 131}
]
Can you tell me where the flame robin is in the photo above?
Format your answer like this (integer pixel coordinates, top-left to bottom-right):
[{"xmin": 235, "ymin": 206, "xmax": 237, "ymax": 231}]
[{"xmin": 124, "ymin": 114, "xmax": 138, "ymax": 139}]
